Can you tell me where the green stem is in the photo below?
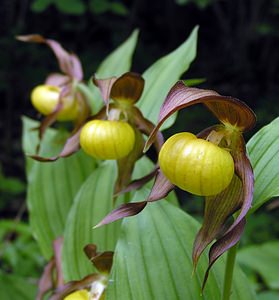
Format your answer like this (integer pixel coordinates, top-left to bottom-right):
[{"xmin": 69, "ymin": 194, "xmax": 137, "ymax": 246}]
[{"xmin": 222, "ymin": 243, "xmax": 239, "ymax": 300}]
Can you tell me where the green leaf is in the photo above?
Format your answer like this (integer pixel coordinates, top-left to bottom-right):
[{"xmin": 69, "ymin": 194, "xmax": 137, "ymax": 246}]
[
  {"xmin": 247, "ymin": 116, "xmax": 279, "ymax": 212},
  {"xmin": 62, "ymin": 156, "xmax": 166, "ymax": 281},
  {"xmin": 62, "ymin": 160, "xmax": 121, "ymax": 281},
  {"xmin": 0, "ymin": 271, "xmax": 37, "ymax": 300},
  {"xmin": 137, "ymin": 26, "xmax": 198, "ymax": 130},
  {"xmin": 23, "ymin": 117, "xmax": 96, "ymax": 258},
  {"xmin": 237, "ymin": 241, "xmax": 279, "ymax": 290},
  {"xmin": 257, "ymin": 291, "xmax": 279, "ymax": 300},
  {"xmin": 88, "ymin": 30, "xmax": 139, "ymax": 113},
  {"xmin": 106, "ymin": 194, "xmax": 256, "ymax": 300}
]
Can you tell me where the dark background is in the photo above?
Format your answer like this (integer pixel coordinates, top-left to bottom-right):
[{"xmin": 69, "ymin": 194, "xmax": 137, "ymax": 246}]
[{"xmin": 1, "ymin": 0, "xmax": 279, "ymax": 222}]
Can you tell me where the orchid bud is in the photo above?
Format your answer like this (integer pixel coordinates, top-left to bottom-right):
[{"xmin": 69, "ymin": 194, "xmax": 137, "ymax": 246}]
[
  {"xmin": 159, "ymin": 132, "xmax": 234, "ymax": 196},
  {"xmin": 80, "ymin": 120, "xmax": 135, "ymax": 160},
  {"xmin": 31, "ymin": 85, "xmax": 79, "ymax": 121}
]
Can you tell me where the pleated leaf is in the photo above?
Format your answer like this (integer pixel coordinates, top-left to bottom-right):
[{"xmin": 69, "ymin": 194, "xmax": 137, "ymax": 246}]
[
  {"xmin": 247, "ymin": 116, "xmax": 279, "ymax": 212},
  {"xmin": 106, "ymin": 193, "xmax": 256, "ymax": 300},
  {"xmin": 137, "ymin": 26, "xmax": 198, "ymax": 129},
  {"xmin": 62, "ymin": 160, "xmax": 120, "ymax": 281},
  {"xmin": 23, "ymin": 117, "xmax": 96, "ymax": 258},
  {"xmin": 89, "ymin": 30, "xmax": 139, "ymax": 113},
  {"xmin": 62, "ymin": 156, "xmax": 160, "ymax": 281},
  {"xmin": 237, "ymin": 241, "xmax": 279, "ymax": 289}
]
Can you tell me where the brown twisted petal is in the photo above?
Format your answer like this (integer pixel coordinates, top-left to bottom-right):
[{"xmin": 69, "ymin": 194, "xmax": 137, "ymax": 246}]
[
  {"xmin": 95, "ymin": 170, "xmax": 174, "ymax": 228},
  {"xmin": 144, "ymin": 81, "xmax": 256, "ymax": 151},
  {"xmin": 17, "ymin": 34, "xmax": 83, "ymax": 80},
  {"xmin": 192, "ymin": 132, "xmax": 254, "ymax": 288}
]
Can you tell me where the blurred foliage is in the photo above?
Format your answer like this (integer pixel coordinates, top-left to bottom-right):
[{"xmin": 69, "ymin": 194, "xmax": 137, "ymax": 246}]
[
  {"xmin": 31, "ymin": 0, "xmax": 128, "ymax": 16},
  {"xmin": 175, "ymin": 0, "xmax": 215, "ymax": 9},
  {"xmin": 0, "ymin": 220, "xmax": 43, "ymax": 277}
]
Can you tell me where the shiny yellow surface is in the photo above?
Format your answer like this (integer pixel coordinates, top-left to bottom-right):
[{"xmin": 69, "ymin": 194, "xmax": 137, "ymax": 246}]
[
  {"xmin": 159, "ymin": 132, "xmax": 234, "ymax": 196},
  {"xmin": 31, "ymin": 85, "xmax": 79, "ymax": 121},
  {"xmin": 80, "ymin": 120, "xmax": 135, "ymax": 160},
  {"xmin": 64, "ymin": 289, "xmax": 89, "ymax": 300}
]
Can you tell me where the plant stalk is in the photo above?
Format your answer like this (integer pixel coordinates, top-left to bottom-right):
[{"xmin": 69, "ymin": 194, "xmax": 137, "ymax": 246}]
[{"xmin": 222, "ymin": 243, "xmax": 239, "ymax": 300}]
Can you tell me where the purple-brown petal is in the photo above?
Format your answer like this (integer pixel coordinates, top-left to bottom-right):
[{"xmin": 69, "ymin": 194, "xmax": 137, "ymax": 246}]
[
  {"xmin": 132, "ymin": 106, "xmax": 164, "ymax": 154},
  {"xmin": 202, "ymin": 219, "xmax": 246, "ymax": 291},
  {"xmin": 45, "ymin": 73, "xmax": 71, "ymax": 87},
  {"xmin": 114, "ymin": 167, "xmax": 158, "ymax": 196},
  {"xmin": 145, "ymin": 81, "xmax": 256, "ymax": 151},
  {"xmin": 110, "ymin": 72, "xmax": 145, "ymax": 104},
  {"xmin": 17, "ymin": 34, "xmax": 83, "ymax": 80},
  {"xmin": 53, "ymin": 237, "xmax": 64, "ymax": 288},
  {"xmin": 30, "ymin": 126, "xmax": 81, "ymax": 162},
  {"xmin": 146, "ymin": 170, "xmax": 175, "ymax": 202},
  {"xmin": 93, "ymin": 75, "xmax": 118, "ymax": 112},
  {"xmin": 192, "ymin": 175, "xmax": 243, "ymax": 269},
  {"xmin": 94, "ymin": 201, "xmax": 147, "ymax": 228},
  {"xmin": 36, "ymin": 258, "xmax": 55, "ymax": 300}
]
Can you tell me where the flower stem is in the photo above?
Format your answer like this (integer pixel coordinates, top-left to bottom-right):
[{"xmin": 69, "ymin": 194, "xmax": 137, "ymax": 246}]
[{"xmin": 222, "ymin": 243, "xmax": 239, "ymax": 300}]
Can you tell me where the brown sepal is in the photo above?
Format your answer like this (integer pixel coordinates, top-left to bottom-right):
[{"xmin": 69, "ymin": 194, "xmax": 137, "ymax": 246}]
[
  {"xmin": 145, "ymin": 81, "xmax": 256, "ymax": 151},
  {"xmin": 84, "ymin": 244, "xmax": 114, "ymax": 274},
  {"xmin": 110, "ymin": 72, "xmax": 145, "ymax": 104}
]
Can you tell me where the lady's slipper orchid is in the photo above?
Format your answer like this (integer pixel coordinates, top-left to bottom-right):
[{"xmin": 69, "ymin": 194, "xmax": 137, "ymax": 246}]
[
  {"xmin": 95, "ymin": 81, "xmax": 256, "ymax": 287},
  {"xmin": 26, "ymin": 72, "xmax": 163, "ymax": 197},
  {"xmin": 17, "ymin": 34, "xmax": 90, "ymax": 151}
]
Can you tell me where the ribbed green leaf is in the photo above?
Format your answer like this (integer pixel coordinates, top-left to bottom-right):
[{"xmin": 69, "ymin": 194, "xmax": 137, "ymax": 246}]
[
  {"xmin": 62, "ymin": 160, "xmax": 120, "ymax": 281},
  {"xmin": 247, "ymin": 116, "xmax": 279, "ymax": 212},
  {"xmin": 0, "ymin": 272, "xmax": 36, "ymax": 300},
  {"xmin": 137, "ymin": 26, "xmax": 198, "ymax": 129},
  {"xmin": 238, "ymin": 241, "xmax": 279, "ymax": 290},
  {"xmin": 62, "ymin": 156, "xmax": 174, "ymax": 281},
  {"xmin": 88, "ymin": 30, "xmax": 139, "ymax": 113},
  {"xmin": 23, "ymin": 117, "xmax": 96, "ymax": 258},
  {"xmin": 106, "ymin": 193, "xmax": 256, "ymax": 300}
]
